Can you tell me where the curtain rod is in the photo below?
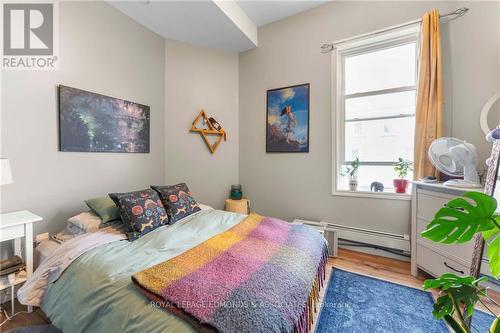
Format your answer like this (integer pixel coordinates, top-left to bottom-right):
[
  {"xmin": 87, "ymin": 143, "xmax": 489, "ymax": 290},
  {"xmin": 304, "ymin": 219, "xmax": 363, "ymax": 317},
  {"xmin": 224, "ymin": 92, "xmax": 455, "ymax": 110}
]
[{"xmin": 321, "ymin": 7, "xmax": 469, "ymax": 53}]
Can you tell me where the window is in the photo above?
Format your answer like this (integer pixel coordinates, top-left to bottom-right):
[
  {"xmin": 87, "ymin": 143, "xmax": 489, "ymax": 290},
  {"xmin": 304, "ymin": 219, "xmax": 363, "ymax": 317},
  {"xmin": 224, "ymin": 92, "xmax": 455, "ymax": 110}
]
[{"xmin": 333, "ymin": 25, "xmax": 420, "ymax": 198}]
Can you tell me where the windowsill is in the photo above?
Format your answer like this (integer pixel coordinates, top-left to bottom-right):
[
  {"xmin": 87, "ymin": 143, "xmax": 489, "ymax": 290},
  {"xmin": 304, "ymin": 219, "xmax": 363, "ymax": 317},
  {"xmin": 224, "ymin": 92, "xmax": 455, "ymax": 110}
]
[{"xmin": 332, "ymin": 188, "xmax": 411, "ymax": 201}]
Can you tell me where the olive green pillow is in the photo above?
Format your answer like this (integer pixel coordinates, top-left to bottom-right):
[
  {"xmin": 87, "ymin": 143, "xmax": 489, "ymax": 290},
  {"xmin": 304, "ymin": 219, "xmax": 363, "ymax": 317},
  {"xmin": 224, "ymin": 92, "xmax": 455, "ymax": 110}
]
[{"xmin": 85, "ymin": 196, "xmax": 120, "ymax": 223}]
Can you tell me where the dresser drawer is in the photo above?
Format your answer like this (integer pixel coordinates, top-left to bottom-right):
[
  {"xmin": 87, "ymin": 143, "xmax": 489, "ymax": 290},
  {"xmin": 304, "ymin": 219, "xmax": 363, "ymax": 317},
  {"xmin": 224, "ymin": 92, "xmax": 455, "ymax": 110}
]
[
  {"xmin": 416, "ymin": 191, "xmax": 454, "ymax": 221},
  {"xmin": 416, "ymin": 218, "xmax": 475, "ymax": 265},
  {"xmin": 417, "ymin": 244, "xmax": 470, "ymax": 277}
]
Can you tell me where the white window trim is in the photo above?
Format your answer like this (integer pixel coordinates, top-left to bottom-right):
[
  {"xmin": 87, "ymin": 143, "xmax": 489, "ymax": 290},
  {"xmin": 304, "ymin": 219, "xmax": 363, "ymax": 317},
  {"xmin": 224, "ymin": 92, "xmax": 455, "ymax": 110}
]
[{"xmin": 331, "ymin": 24, "xmax": 421, "ymax": 201}]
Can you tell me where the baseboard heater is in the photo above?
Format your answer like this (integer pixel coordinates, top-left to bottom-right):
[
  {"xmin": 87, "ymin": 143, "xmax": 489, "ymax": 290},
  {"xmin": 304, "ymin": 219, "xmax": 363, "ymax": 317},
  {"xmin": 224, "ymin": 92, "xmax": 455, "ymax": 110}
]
[{"xmin": 324, "ymin": 222, "xmax": 410, "ymax": 253}]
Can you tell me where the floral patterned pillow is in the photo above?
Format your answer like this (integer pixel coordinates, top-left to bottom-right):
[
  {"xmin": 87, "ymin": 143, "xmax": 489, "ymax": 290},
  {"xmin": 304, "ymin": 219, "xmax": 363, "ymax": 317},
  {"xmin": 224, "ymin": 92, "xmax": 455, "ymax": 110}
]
[
  {"xmin": 151, "ymin": 183, "xmax": 201, "ymax": 224},
  {"xmin": 109, "ymin": 189, "xmax": 169, "ymax": 241}
]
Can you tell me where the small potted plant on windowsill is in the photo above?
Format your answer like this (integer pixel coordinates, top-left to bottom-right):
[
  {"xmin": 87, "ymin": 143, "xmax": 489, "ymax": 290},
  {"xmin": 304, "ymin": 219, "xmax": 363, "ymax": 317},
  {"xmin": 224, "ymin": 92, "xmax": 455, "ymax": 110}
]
[
  {"xmin": 393, "ymin": 157, "xmax": 412, "ymax": 194},
  {"xmin": 342, "ymin": 157, "xmax": 360, "ymax": 191}
]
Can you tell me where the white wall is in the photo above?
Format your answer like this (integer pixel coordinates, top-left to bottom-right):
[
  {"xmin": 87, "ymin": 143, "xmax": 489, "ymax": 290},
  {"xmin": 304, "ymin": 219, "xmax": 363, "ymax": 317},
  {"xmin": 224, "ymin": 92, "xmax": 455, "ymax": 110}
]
[
  {"xmin": 165, "ymin": 40, "xmax": 239, "ymax": 209},
  {"xmin": 1, "ymin": 1, "xmax": 166, "ymax": 235},
  {"xmin": 443, "ymin": 1, "xmax": 500, "ymax": 160},
  {"xmin": 1, "ymin": 0, "xmax": 497, "ymax": 243},
  {"xmin": 239, "ymin": 1, "xmax": 500, "ymax": 237}
]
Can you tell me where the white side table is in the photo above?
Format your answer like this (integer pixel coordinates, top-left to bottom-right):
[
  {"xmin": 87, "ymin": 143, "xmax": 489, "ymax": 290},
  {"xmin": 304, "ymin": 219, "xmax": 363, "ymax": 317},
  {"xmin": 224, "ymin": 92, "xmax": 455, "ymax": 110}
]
[{"xmin": 0, "ymin": 210, "xmax": 42, "ymax": 313}]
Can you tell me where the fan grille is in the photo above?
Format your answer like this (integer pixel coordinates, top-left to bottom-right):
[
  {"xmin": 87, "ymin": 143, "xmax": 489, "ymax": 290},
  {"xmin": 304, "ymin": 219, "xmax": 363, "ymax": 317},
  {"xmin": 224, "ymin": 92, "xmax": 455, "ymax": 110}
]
[{"xmin": 428, "ymin": 137, "xmax": 477, "ymax": 177}]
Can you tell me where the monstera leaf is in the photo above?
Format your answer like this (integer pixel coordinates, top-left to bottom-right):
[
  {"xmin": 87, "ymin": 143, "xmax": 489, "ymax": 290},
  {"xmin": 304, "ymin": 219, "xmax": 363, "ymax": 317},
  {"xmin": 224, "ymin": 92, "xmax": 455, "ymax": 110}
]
[
  {"xmin": 421, "ymin": 192, "xmax": 497, "ymax": 244},
  {"xmin": 450, "ymin": 284, "xmax": 484, "ymax": 317},
  {"xmin": 490, "ymin": 317, "xmax": 500, "ymax": 333},
  {"xmin": 423, "ymin": 273, "xmax": 478, "ymax": 290},
  {"xmin": 432, "ymin": 294, "xmax": 455, "ymax": 319},
  {"xmin": 421, "ymin": 193, "xmax": 500, "ymax": 332},
  {"xmin": 424, "ymin": 274, "xmax": 487, "ymax": 318},
  {"xmin": 482, "ymin": 215, "xmax": 500, "ymax": 278}
]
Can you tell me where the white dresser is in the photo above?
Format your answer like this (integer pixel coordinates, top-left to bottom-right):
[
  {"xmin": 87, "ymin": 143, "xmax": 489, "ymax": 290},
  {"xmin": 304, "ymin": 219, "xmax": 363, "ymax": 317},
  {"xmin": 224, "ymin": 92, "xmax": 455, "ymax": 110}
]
[{"xmin": 411, "ymin": 181, "xmax": 484, "ymax": 277}]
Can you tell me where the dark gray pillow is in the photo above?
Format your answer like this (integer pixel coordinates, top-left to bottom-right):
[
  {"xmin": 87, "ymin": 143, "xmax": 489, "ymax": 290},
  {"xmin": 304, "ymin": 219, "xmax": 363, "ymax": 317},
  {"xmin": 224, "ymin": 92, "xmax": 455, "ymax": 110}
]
[
  {"xmin": 151, "ymin": 183, "xmax": 201, "ymax": 224},
  {"xmin": 109, "ymin": 189, "xmax": 168, "ymax": 241}
]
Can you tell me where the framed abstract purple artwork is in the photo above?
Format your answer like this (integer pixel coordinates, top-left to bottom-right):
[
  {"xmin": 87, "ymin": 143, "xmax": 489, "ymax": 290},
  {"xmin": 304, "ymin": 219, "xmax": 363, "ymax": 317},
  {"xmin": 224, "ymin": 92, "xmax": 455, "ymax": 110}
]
[{"xmin": 58, "ymin": 85, "xmax": 150, "ymax": 153}]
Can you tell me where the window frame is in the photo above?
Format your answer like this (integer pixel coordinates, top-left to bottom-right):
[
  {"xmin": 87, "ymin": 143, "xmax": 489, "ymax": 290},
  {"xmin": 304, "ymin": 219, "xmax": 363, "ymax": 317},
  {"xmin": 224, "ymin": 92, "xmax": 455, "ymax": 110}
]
[{"xmin": 331, "ymin": 24, "xmax": 421, "ymax": 200}]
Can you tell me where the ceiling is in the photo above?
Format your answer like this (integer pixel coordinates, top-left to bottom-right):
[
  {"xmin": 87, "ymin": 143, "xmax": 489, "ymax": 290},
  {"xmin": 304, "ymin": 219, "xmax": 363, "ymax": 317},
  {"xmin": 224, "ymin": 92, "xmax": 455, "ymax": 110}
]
[
  {"xmin": 236, "ymin": 1, "xmax": 327, "ymax": 27},
  {"xmin": 108, "ymin": 1, "xmax": 256, "ymax": 52},
  {"xmin": 108, "ymin": 0, "xmax": 328, "ymax": 52}
]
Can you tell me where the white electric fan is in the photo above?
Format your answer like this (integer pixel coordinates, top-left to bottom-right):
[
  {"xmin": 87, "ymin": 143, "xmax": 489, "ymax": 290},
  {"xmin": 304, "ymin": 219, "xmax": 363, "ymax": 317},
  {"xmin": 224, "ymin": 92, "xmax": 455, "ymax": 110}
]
[{"xmin": 428, "ymin": 137, "xmax": 482, "ymax": 188}]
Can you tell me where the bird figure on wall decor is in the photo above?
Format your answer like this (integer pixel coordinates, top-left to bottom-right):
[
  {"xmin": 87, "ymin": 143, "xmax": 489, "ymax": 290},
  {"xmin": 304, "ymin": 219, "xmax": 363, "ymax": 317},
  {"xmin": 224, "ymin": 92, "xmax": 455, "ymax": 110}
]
[
  {"xmin": 280, "ymin": 106, "xmax": 297, "ymax": 144},
  {"xmin": 280, "ymin": 105, "xmax": 292, "ymax": 116},
  {"xmin": 190, "ymin": 110, "xmax": 227, "ymax": 154}
]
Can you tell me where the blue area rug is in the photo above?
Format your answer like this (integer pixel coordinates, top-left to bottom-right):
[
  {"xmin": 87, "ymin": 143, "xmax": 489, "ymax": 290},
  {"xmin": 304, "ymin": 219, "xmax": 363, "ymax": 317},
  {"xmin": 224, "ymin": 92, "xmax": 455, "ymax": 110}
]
[
  {"xmin": 472, "ymin": 309, "xmax": 496, "ymax": 333},
  {"xmin": 316, "ymin": 269, "xmax": 448, "ymax": 333}
]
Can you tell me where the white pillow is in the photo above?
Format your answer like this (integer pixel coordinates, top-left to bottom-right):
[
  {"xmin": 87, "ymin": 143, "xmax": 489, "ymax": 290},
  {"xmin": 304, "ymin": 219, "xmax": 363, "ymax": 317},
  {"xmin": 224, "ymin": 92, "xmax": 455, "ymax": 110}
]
[
  {"xmin": 67, "ymin": 211, "xmax": 102, "ymax": 232},
  {"xmin": 198, "ymin": 203, "xmax": 213, "ymax": 211},
  {"xmin": 52, "ymin": 224, "xmax": 85, "ymax": 243}
]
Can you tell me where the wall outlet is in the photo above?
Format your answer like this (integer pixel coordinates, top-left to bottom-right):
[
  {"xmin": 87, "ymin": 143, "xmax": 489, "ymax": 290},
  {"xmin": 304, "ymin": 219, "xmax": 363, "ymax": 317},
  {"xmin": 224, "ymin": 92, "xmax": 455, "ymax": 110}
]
[{"xmin": 35, "ymin": 232, "xmax": 49, "ymax": 243}]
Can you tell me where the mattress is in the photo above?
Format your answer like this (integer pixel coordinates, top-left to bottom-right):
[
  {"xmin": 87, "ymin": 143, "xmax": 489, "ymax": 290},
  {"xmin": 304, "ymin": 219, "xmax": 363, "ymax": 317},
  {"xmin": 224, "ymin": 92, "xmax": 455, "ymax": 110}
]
[{"xmin": 39, "ymin": 208, "xmax": 247, "ymax": 333}]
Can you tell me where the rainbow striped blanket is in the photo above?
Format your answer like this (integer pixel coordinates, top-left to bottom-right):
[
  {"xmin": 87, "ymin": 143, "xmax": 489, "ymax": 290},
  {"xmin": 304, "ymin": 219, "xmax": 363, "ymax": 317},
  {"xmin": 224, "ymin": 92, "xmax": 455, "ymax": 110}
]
[{"xmin": 132, "ymin": 213, "xmax": 328, "ymax": 333}]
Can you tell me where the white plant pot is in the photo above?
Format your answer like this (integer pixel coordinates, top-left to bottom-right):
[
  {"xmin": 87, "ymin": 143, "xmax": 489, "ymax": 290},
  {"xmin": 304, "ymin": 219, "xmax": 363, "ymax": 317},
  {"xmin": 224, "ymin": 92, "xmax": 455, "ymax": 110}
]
[{"xmin": 348, "ymin": 179, "xmax": 358, "ymax": 191}]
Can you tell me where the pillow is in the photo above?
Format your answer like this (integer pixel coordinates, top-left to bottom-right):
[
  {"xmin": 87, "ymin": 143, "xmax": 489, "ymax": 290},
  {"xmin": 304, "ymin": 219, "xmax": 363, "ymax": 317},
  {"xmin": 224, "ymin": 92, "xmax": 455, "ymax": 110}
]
[
  {"xmin": 52, "ymin": 224, "xmax": 86, "ymax": 243},
  {"xmin": 198, "ymin": 203, "xmax": 213, "ymax": 211},
  {"xmin": 109, "ymin": 189, "xmax": 168, "ymax": 241},
  {"xmin": 85, "ymin": 196, "xmax": 120, "ymax": 223},
  {"xmin": 151, "ymin": 183, "xmax": 201, "ymax": 224},
  {"xmin": 67, "ymin": 211, "xmax": 102, "ymax": 232}
]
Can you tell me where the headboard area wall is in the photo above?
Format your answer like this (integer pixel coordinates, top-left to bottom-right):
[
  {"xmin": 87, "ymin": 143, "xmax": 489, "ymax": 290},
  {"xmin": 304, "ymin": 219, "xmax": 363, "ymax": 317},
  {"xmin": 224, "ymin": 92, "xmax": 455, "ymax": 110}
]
[
  {"xmin": 0, "ymin": 1, "xmax": 166, "ymax": 236},
  {"xmin": 164, "ymin": 40, "xmax": 239, "ymax": 210}
]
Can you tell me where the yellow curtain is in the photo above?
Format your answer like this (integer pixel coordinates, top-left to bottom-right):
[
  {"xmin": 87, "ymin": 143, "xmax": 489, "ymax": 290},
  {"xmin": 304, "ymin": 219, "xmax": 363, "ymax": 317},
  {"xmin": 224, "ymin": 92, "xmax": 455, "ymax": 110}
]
[{"xmin": 413, "ymin": 10, "xmax": 444, "ymax": 180}]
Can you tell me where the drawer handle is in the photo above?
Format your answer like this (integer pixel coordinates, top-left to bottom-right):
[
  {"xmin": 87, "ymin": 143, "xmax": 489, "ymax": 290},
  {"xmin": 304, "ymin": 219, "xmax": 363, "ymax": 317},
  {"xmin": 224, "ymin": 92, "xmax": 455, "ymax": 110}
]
[
  {"xmin": 443, "ymin": 204, "xmax": 465, "ymax": 212},
  {"xmin": 444, "ymin": 262, "xmax": 464, "ymax": 274}
]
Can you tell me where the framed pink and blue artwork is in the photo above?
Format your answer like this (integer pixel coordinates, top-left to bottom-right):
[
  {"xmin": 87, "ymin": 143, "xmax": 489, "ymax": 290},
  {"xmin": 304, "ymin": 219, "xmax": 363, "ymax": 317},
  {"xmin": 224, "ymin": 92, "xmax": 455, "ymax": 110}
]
[{"xmin": 266, "ymin": 83, "xmax": 309, "ymax": 153}]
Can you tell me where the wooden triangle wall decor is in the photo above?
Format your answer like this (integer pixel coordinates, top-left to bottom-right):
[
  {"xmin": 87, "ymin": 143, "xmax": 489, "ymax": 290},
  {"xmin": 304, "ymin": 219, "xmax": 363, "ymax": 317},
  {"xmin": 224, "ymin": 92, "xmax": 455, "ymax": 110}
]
[{"xmin": 190, "ymin": 110, "xmax": 227, "ymax": 154}]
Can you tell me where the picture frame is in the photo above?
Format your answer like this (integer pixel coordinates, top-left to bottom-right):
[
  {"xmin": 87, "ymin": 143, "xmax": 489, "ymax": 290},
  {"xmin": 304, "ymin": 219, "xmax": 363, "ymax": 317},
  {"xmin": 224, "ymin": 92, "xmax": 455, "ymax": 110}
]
[
  {"xmin": 58, "ymin": 85, "xmax": 150, "ymax": 153},
  {"xmin": 266, "ymin": 83, "xmax": 310, "ymax": 153}
]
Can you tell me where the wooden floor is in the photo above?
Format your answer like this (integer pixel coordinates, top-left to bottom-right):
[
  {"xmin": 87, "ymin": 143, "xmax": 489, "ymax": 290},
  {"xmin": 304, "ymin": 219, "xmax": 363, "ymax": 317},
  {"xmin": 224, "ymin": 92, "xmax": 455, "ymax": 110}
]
[
  {"xmin": 0, "ymin": 300, "xmax": 48, "ymax": 332},
  {"xmin": 0, "ymin": 248, "xmax": 497, "ymax": 332},
  {"xmin": 329, "ymin": 248, "xmax": 428, "ymax": 288}
]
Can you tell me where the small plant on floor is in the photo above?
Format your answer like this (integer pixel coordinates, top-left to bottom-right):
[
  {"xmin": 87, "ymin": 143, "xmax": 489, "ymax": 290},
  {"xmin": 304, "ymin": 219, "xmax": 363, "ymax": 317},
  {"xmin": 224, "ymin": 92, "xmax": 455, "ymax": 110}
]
[
  {"xmin": 421, "ymin": 192, "xmax": 500, "ymax": 333},
  {"xmin": 393, "ymin": 157, "xmax": 413, "ymax": 194},
  {"xmin": 342, "ymin": 157, "xmax": 360, "ymax": 191}
]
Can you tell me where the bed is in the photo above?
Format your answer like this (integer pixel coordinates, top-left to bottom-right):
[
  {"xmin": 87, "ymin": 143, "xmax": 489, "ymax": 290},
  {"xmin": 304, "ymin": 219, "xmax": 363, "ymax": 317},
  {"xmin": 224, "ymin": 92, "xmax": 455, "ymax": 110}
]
[{"xmin": 18, "ymin": 207, "xmax": 327, "ymax": 333}]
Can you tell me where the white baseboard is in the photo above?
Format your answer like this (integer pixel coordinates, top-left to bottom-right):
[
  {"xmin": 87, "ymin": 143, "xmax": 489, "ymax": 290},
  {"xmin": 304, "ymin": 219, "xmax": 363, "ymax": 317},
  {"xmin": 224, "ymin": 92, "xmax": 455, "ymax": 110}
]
[
  {"xmin": 294, "ymin": 219, "xmax": 410, "ymax": 254},
  {"xmin": 339, "ymin": 244, "xmax": 410, "ymax": 261},
  {"xmin": 326, "ymin": 222, "xmax": 410, "ymax": 253}
]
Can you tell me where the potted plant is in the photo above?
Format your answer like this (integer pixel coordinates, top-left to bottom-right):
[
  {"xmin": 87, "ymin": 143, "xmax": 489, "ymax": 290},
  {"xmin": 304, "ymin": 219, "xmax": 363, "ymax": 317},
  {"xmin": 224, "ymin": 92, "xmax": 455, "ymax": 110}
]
[
  {"xmin": 421, "ymin": 192, "xmax": 500, "ymax": 332},
  {"xmin": 393, "ymin": 157, "xmax": 412, "ymax": 194},
  {"xmin": 342, "ymin": 157, "xmax": 360, "ymax": 191}
]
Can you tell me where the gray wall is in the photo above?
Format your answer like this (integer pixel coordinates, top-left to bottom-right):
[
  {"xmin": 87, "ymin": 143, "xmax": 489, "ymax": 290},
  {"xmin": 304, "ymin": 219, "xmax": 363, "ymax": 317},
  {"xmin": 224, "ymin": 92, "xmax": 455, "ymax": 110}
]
[
  {"xmin": 165, "ymin": 40, "xmax": 239, "ymax": 209},
  {"xmin": 1, "ymin": 1, "xmax": 166, "ymax": 235},
  {"xmin": 239, "ymin": 1, "xmax": 499, "ymax": 236},
  {"xmin": 1, "ymin": 0, "xmax": 497, "ymax": 242},
  {"xmin": 443, "ymin": 1, "xmax": 500, "ymax": 160}
]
